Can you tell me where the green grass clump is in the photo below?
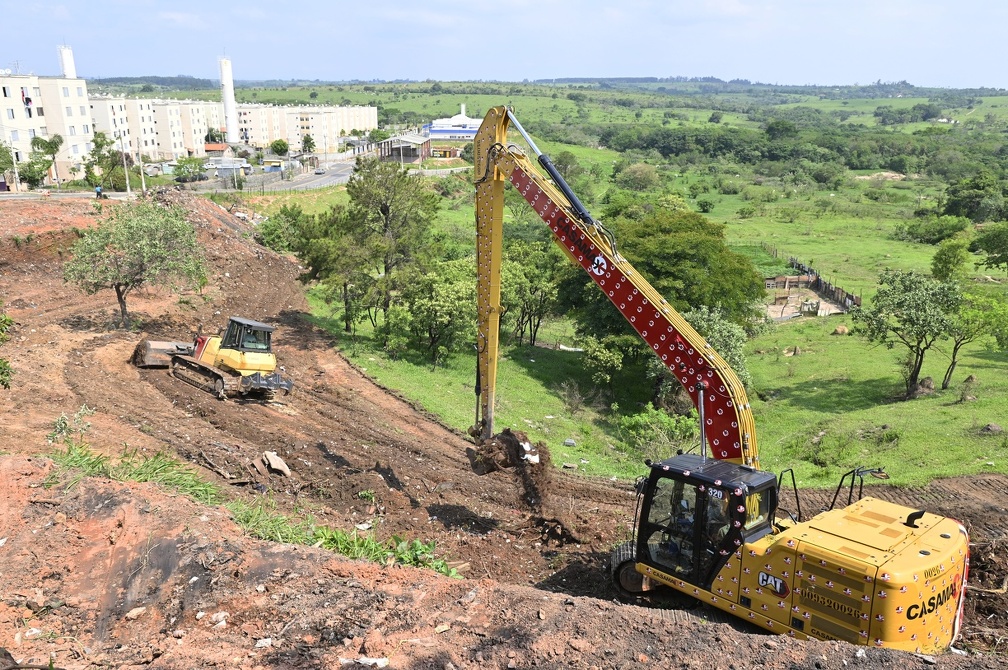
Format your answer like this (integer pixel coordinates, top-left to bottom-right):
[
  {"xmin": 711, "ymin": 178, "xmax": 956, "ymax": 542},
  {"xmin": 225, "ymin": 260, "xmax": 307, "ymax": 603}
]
[{"xmin": 228, "ymin": 498, "xmax": 461, "ymax": 578}]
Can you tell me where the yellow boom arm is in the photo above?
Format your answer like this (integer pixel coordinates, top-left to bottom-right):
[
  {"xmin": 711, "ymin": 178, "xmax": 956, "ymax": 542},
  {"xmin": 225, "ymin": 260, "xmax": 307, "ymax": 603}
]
[{"xmin": 472, "ymin": 106, "xmax": 759, "ymax": 468}]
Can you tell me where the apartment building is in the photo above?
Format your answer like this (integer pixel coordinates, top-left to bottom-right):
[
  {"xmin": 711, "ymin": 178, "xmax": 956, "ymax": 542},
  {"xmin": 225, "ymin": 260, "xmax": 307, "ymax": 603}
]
[{"xmin": 1, "ymin": 48, "xmax": 94, "ymax": 188}]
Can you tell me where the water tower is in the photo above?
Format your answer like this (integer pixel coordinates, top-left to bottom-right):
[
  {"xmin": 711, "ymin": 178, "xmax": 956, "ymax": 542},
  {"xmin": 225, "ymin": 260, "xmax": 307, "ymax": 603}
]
[{"xmin": 219, "ymin": 57, "xmax": 239, "ymax": 144}]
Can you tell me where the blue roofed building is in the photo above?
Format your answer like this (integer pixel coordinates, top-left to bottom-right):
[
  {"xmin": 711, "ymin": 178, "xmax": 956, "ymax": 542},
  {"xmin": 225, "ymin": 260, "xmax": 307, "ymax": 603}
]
[{"xmin": 424, "ymin": 104, "xmax": 480, "ymax": 140}]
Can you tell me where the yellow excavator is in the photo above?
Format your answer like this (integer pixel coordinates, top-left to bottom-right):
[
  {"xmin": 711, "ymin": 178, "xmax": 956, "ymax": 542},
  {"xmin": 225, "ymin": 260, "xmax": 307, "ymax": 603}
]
[
  {"xmin": 132, "ymin": 316, "xmax": 293, "ymax": 399},
  {"xmin": 472, "ymin": 106, "xmax": 968, "ymax": 654}
]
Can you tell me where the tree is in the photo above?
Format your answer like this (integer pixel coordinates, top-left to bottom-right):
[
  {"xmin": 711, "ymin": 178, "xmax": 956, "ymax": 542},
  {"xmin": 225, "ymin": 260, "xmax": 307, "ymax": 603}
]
[
  {"xmin": 204, "ymin": 128, "xmax": 224, "ymax": 143},
  {"xmin": 345, "ymin": 156, "xmax": 440, "ymax": 314},
  {"xmin": 174, "ymin": 156, "xmax": 205, "ymax": 183},
  {"xmin": 0, "ymin": 302, "xmax": 13, "ymax": 389},
  {"xmin": 942, "ymin": 172, "xmax": 1004, "ymax": 222},
  {"xmin": 369, "ymin": 129, "xmax": 390, "ymax": 143},
  {"xmin": 83, "ymin": 131, "xmax": 131, "ymax": 189},
  {"xmin": 850, "ymin": 269, "xmax": 961, "ymax": 397},
  {"xmin": 931, "ymin": 237, "xmax": 972, "ymax": 281},
  {"xmin": 970, "ymin": 222, "xmax": 1008, "ymax": 276},
  {"xmin": 256, "ymin": 203, "xmax": 307, "ymax": 254},
  {"xmin": 0, "ymin": 141, "xmax": 13, "ymax": 184},
  {"xmin": 30, "ymin": 134, "xmax": 64, "ymax": 189},
  {"xmin": 270, "ymin": 139, "xmax": 289, "ymax": 156},
  {"xmin": 941, "ymin": 293, "xmax": 1008, "ymax": 389},
  {"xmin": 63, "ymin": 200, "xmax": 206, "ymax": 328},
  {"xmin": 302, "ymin": 134, "xmax": 316, "ymax": 154},
  {"xmin": 399, "ymin": 259, "xmax": 476, "ymax": 366},
  {"xmin": 614, "ymin": 163, "xmax": 659, "ymax": 191},
  {"xmin": 292, "ymin": 204, "xmax": 384, "ymax": 334},
  {"xmin": 765, "ymin": 119, "xmax": 798, "ymax": 141},
  {"xmin": 501, "ymin": 241, "xmax": 558, "ymax": 346},
  {"xmin": 17, "ymin": 153, "xmax": 51, "ymax": 189},
  {"xmin": 560, "ymin": 208, "xmax": 765, "ymax": 345},
  {"xmin": 309, "ymin": 90, "xmax": 318, "ymax": 100}
]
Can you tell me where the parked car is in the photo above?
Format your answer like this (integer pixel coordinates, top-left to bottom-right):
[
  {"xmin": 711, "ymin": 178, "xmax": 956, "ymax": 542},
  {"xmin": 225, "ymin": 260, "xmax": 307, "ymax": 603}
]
[{"xmin": 314, "ymin": 167, "xmax": 326, "ymax": 175}]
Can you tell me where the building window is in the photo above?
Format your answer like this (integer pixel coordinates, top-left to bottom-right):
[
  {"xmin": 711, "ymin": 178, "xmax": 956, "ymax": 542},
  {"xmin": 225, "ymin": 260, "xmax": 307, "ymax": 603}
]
[
  {"xmin": 72, "ymin": 145, "xmax": 79, "ymax": 155},
  {"xmin": 80, "ymin": 105, "xmax": 86, "ymax": 116},
  {"xmin": 36, "ymin": 107, "xmax": 44, "ymax": 117},
  {"xmin": 14, "ymin": 150, "xmax": 21, "ymax": 161},
  {"xmin": 28, "ymin": 129, "xmax": 35, "ymax": 138},
  {"xmin": 66, "ymin": 106, "xmax": 72, "ymax": 116},
  {"xmin": 69, "ymin": 126, "xmax": 76, "ymax": 136},
  {"xmin": 83, "ymin": 124, "xmax": 90, "ymax": 134},
  {"xmin": 39, "ymin": 126, "xmax": 47, "ymax": 136},
  {"xmin": 33, "ymin": 87, "xmax": 40, "ymax": 97},
  {"xmin": 5, "ymin": 108, "xmax": 12, "ymax": 120},
  {"xmin": 86, "ymin": 142, "xmax": 92, "ymax": 152},
  {"xmin": 77, "ymin": 86, "xmax": 83, "ymax": 96},
  {"xmin": 10, "ymin": 130, "xmax": 18, "ymax": 142},
  {"xmin": 1, "ymin": 86, "xmax": 9, "ymax": 97},
  {"xmin": 24, "ymin": 107, "xmax": 32, "ymax": 119},
  {"xmin": 63, "ymin": 86, "xmax": 69, "ymax": 97}
]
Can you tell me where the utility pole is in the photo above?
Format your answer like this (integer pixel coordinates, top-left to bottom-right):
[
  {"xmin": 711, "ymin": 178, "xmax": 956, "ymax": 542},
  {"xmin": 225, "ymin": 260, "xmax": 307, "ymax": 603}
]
[{"xmin": 117, "ymin": 130, "xmax": 131, "ymax": 196}]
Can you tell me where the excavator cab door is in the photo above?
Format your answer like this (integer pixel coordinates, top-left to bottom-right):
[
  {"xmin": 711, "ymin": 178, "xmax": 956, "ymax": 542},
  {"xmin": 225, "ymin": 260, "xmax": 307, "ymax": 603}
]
[{"xmin": 635, "ymin": 456, "xmax": 757, "ymax": 590}]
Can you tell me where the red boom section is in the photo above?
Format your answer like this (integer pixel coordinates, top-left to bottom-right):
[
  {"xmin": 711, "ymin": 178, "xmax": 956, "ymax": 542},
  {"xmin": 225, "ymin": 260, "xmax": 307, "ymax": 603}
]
[{"xmin": 507, "ymin": 162, "xmax": 757, "ymax": 466}]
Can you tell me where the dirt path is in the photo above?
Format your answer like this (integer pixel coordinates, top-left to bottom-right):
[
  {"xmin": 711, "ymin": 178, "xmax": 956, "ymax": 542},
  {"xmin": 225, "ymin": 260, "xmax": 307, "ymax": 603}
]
[{"xmin": 0, "ymin": 193, "xmax": 1005, "ymax": 669}]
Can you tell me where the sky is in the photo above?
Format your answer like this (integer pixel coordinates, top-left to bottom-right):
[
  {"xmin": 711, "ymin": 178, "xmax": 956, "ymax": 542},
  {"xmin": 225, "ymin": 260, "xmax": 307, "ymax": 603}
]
[{"xmin": 2, "ymin": 0, "xmax": 1006, "ymax": 89}]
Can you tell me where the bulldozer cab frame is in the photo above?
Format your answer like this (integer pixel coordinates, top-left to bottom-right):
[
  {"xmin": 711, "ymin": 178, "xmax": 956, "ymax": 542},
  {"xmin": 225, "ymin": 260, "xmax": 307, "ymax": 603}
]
[{"xmin": 220, "ymin": 317, "xmax": 275, "ymax": 354}]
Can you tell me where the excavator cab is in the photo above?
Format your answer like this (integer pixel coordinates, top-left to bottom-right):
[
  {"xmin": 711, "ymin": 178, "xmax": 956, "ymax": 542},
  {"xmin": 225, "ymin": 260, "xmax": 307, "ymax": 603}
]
[{"xmin": 616, "ymin": 453, "xmax": 778, "ymax": 596}]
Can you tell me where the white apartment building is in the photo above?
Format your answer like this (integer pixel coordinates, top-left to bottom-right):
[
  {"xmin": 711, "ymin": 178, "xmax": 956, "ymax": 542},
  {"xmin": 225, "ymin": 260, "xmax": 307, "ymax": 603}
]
[
  {"xmin": 123, "ymin": 98, "xmax": 159, "ymax": 159},
  {"xmin": 150, "ymin": 101, "xmax": 188, "ymax": 159},
  {"xmin": 89, "ymin": 97, "xmax": 134, "ymax": 158},
  {"xmin": 1, "ymin": 49, "xmax": 94, "ymax": 188},
  {"xmin": 177, "ymin": 101, "xmax": 208, "ymax": 157}
]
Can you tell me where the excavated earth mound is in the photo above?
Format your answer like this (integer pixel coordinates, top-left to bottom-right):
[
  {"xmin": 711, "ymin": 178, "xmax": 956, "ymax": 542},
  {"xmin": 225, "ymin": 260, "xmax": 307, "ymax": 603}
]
[{"xmin": 0, "ymin": 192, "xmax": 1005, "ymax": 669}]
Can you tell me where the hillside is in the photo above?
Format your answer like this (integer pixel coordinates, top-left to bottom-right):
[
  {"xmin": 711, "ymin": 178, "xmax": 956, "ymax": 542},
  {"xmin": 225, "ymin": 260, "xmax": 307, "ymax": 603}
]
[{"xmin": 0, "ymin": 193, "xmax": 1005, "ymax": 669}]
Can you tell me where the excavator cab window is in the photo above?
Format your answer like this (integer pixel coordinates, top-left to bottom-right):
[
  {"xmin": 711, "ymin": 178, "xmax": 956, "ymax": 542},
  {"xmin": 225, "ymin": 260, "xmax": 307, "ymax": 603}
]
[
  {"xmin": 639, "ymin": 476, "xmax": 701, "ymax": 581},
  {"xmin": 638, "ymin": 470, "xmax": 747, "ymax": 589}
]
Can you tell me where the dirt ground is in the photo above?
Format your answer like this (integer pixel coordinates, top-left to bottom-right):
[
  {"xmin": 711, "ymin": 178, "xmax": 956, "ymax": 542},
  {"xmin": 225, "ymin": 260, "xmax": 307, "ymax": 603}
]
[{"xmin": 0, "ymin": 193, "xmax": 1006, "ymax": 669}]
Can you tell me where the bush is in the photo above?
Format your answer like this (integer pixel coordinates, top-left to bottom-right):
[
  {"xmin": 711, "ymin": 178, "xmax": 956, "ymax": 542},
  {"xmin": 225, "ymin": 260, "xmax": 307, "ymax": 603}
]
[
  {"xmin": 616, "ymin": 404, "xmax": 699, "ymax": 462},
  {"xmin": 697, "ymin": 198, "xmax": 715, "ymax": 213},
  {"xmin": 894, "ymin": 215, "xmax": 971, "ymax": 245}
]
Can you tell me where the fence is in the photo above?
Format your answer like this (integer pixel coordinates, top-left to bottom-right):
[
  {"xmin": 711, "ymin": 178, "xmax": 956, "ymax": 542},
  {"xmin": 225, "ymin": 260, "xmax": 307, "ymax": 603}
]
[{"xmin": 759, "ymin": 243, "xmax": 861, "ymax": 312}]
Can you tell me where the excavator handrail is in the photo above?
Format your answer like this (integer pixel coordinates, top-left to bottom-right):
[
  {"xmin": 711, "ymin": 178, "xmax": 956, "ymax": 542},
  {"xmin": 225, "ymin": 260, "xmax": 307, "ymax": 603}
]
[{"xmin": 473, "ymin": 106, "xmax": 759, "ymax": 468}]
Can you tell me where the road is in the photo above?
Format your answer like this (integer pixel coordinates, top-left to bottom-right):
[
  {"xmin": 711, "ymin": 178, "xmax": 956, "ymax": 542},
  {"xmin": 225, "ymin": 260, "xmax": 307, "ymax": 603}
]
[{"xmin": 247, "ymin": 158, "xmax": 356, "ymax": 193}]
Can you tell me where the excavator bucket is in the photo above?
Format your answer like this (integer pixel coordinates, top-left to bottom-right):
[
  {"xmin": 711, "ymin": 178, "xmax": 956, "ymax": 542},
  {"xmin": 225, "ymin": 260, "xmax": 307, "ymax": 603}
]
[{"xmin": 131, "ymin": 339, "xmax": 194, "ymax": 368}]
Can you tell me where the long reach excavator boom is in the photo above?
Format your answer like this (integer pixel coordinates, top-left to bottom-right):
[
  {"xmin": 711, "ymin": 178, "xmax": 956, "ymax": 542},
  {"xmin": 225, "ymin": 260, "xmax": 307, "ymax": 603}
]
[{"xmin": 472, "ymin": 105, "xmax": 758, "ymax": 468}]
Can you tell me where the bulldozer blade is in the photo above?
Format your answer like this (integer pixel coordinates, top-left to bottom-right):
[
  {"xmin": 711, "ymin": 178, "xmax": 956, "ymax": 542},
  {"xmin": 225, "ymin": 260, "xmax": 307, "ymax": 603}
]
[{"xmin": 132, "ymin": 339, "xmax": 194, "ymax": 368}]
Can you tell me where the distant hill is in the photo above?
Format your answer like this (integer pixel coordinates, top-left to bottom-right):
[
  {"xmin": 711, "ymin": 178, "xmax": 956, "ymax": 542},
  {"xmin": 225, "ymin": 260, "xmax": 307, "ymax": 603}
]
[{"xmin": 88, "ymin": 75, "xmax": 216, "ymax": 91}]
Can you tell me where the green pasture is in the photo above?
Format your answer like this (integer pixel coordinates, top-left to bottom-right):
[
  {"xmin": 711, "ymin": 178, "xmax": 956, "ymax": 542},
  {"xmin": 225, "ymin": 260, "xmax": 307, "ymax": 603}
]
[{"xmin": 747, "ymin": 316, "xmax": 1008, "ymax": 487}]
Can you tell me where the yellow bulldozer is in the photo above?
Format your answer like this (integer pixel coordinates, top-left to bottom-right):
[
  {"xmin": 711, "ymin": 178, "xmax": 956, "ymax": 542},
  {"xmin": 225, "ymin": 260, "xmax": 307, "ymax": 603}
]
[{"xmin": 132, "ymin": 316, "xmax": 293, "ymax": 399}]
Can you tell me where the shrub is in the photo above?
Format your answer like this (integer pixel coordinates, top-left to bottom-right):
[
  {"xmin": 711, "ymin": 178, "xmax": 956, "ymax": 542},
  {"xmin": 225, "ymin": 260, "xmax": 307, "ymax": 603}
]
[
  {"xmin": 894, "ymin": 215, "xmax": 971, "ymax": 245},
  {"xmin": 616, "ymin": 404, "xmax": 699, "ymax": 462}
]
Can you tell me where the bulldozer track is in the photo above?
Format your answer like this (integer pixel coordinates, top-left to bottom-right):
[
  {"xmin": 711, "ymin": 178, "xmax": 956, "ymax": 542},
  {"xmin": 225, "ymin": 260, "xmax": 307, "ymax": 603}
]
[{"xmin": 169, "ymin": 356, "xmax": 228, "ymax": 398}]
